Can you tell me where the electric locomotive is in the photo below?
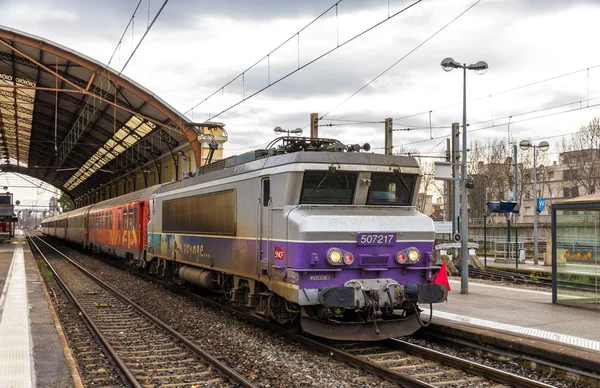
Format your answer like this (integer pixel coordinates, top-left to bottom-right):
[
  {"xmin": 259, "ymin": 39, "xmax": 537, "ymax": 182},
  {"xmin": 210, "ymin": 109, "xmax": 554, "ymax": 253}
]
[
  {"xmin": 146, "ymin": 137, "xmax": 447, "ymax": 340},
  {"xmin": 41, "ymin": 136, "xmax": 447, "ymax": 340}
]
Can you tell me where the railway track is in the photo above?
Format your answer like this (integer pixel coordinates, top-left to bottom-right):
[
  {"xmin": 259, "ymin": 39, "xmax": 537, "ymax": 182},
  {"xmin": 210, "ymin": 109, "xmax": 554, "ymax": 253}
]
[
  {"xmin": 28, "ymin": 234, "xmax": 256, "ymax": 388},
  {"xmin": 328, "ymin": 339, "xmax": 555, "ymax": 388},
  {"xmin": 468, "ymin": 267, "xmax": 598, "ymax": 292},
  {"xmin": 177, "ymin": 284, "xmax": 558, "ymax": 387},
  {"xmin": 32, "ymin": 234, "xmax": 585, "ymax": 387}
]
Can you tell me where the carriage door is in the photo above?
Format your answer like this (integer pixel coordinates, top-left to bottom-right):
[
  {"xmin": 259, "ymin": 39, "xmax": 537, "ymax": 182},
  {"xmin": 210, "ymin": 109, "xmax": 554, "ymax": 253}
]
[{"xmin": 258, "ymin": 178, "xmax": 272, "ymax": 278}]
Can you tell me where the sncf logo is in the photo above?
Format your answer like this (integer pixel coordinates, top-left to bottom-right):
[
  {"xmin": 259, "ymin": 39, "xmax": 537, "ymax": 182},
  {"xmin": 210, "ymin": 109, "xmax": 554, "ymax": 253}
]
[{"xmin": 274, "ymin": 246, "xmax": 285, "ymax": 260}]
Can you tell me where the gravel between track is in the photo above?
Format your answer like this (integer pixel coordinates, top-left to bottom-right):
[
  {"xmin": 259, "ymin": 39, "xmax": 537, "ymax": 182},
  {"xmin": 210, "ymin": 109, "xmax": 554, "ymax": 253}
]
[
  {"xmin": 51, "ymin": 245, "xmax": 396, "ymax": 388},
  {"xmin": 42, "ymin": 241, "xmax": 592, "ymax": 388}
]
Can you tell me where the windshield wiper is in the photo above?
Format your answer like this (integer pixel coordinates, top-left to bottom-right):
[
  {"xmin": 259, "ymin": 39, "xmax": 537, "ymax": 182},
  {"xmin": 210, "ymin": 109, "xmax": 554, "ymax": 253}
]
[
  {"xmin": 309, "ymin": 165, "xmax": 337, "ymax": 195},
  {"xmin": 393, "ymin": 168, "xmax": 410, "ymax": 191}
]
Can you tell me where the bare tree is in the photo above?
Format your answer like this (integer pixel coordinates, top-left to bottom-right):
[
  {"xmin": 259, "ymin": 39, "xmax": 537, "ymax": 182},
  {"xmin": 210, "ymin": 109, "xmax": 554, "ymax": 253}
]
[
  {"xmin": 415, "ymin": 161, "xmax": 441, "ymax": 214},
  {"xmin": 559, "ymin": 117, "xmax": 600, "ymax": 195},
  {"xmin": 467, "ymin": 138, "xmax": 514, "ymax": 219},
  {"xmin": 393, "ymin": 146, "xmax": 443, "ymax": 215}
]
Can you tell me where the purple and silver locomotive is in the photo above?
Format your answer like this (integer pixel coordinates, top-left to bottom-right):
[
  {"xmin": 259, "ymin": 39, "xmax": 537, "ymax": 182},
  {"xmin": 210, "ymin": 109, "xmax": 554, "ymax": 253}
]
[{"xmin": 147, "ymin": 137, "xmax": 447, "ymax": 341}]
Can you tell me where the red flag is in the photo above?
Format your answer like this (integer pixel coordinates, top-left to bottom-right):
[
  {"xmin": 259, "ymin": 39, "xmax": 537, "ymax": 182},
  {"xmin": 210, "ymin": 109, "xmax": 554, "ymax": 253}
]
[{"xmin": 433, "ymin": 262, "xmax": 451, "ymax": 291}]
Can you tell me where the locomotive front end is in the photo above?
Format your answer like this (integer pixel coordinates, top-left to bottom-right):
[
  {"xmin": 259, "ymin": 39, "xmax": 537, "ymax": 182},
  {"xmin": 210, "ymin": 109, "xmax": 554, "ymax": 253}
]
[
  {"xmin": 281, "ymin": 154, "xmax": 448, "ymax": 341},
  {"xmin": 288, "ymin": 206, "xmax": 448, "ymax": 341}
]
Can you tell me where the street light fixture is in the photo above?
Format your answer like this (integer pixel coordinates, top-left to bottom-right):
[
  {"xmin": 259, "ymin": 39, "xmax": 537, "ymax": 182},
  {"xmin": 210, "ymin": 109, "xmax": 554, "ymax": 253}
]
[
  {"xmin": 519, "ymin": 139, "xmax": 550, "ymax": 265},
  {"xmin": 274, "ymin": 126, "xmax": 303, "ymax": 137},
  {"xmin": 441, "ymin": 57, "xmax": 488, "ymax": 294}
]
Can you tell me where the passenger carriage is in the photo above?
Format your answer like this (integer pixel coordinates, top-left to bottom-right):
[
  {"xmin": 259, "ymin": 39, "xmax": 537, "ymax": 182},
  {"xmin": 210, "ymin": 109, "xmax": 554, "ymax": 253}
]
[{"xmin": 86, "ymin": 186, "xmax": 159, "ymax": 263}]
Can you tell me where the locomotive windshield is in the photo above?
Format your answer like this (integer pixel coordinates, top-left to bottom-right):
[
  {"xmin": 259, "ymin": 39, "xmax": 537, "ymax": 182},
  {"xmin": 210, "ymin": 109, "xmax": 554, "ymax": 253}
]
[
  {"xmin": 300, "ymin": 171, "xmax": 357, "ymax": 204},
  {"xmin": 366, "ymin": 172, "xmax": 416, "ymax": 206}
]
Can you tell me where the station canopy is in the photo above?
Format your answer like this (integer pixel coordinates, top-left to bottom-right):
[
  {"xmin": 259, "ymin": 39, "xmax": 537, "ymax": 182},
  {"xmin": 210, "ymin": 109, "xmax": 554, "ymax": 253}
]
[{"xmin": 0, "ymin": 26, "xmax": 205, "ymax": 200}]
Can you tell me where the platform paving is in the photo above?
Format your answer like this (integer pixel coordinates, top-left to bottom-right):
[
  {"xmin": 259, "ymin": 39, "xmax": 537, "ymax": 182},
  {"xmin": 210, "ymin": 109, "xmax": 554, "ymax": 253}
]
[{"xmin": 0, "ymin": 232, "xmax": 75, "ymax": 388}]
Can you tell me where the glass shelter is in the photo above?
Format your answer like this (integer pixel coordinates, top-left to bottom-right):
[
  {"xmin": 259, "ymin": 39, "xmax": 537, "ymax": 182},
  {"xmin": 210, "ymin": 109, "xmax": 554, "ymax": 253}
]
[{"xmin": 552, "ymin": 195, "xmax": 600, "ymax": 309}]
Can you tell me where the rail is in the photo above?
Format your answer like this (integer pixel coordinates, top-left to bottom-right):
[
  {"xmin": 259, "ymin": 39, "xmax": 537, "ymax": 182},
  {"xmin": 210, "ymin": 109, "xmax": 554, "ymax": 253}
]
[{"xmin": 28, "ymin": 234, "xmax": 257, "ymax": 388}]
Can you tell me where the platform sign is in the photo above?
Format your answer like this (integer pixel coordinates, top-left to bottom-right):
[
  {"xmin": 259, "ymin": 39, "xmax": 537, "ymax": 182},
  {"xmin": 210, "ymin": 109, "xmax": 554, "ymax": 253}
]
[
  {"xmin": 434, "ymin": 221, "xmax": 452, "ymax": 234},
  {"xmin": 538, "ymin": 198, "xmax": 546, "ymax": 212},
  {"xmin": 434, "ymin": 162, "xmax": 453, "ymax": 180}
]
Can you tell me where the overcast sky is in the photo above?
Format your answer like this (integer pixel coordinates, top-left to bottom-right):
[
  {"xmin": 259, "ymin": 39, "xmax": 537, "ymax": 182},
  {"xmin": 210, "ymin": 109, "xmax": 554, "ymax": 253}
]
[{"xmin": 2, "ymin": 0, "xmax": 600, "ymax": 206}]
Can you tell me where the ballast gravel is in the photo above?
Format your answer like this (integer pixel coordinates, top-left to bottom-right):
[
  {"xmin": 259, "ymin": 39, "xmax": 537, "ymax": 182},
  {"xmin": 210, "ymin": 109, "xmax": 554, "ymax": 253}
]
[{"xmin": 57, "ymin": 248, "xmax": 396, "ymax": 388}]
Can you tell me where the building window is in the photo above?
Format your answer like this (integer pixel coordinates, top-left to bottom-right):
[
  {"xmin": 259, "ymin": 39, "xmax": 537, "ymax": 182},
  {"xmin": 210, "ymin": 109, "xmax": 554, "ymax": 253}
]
[
  {"xmin": 563, "ymin": 187, "xmax": 570, "ymax": 198},
  {"xmin": 571, "ymin": 186, "xmax": 579, "ymax": 197},
  {"xmin": 548, "ymin": 171, "xmax": 554, "ymax": 179}
]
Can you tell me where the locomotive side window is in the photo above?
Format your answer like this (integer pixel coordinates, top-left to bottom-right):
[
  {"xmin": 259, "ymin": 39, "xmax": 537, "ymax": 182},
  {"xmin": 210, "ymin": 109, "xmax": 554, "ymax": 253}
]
[
  {"xmin": 163, "ymin": 190, "xmax": 235, "ymax": 235},
  {"xmin": 367, "ymin": 172, "xmax": 416, "ymax": 206},
  {"xmin": 300, "ymin": 171, "xmax": 357, "ymax": 205},
  {"xmin": 262, "ymin": 179, "xmax": 270, "ymax": 207}
]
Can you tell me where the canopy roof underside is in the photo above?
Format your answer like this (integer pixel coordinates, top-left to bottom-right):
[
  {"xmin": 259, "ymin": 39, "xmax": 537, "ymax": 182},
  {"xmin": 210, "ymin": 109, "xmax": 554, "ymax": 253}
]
[{"xmin": 0, "ymin": 25, "xmax": 195, "ymax": 199}]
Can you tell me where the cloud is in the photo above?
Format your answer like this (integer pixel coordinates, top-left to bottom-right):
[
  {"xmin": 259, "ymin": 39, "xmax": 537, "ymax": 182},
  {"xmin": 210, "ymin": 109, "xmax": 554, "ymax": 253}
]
[{"xmin": 3, "ymin": 0, "xmax": 600, "ymax": 166}]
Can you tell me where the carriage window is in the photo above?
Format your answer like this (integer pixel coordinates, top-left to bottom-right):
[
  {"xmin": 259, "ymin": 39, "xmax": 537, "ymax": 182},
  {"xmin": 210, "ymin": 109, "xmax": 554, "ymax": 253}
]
[
  {"xmin": 118, "ymin": 208, "xmax": 122, "ymax": 229},
  {"xmin": 123, "ymin": 211, "xmax": 127, "ymax": 230},
  {"xmin": 367, "ymin": 172, "xmax": 416, "ymax": 206},
  {"xmin": 128, "ymin": 209, "xmax": 133, "ymax": 230},
  {"xmin": 300, "ymin": 171, "xmax": 357, "ymax": 205},
  {"xmin": 110, "ymin": 212, "xmax": 113, "ymax": 228},
  {"xmin": 133, "ymin": 207, "xmax": 138, "ymax": 231}
]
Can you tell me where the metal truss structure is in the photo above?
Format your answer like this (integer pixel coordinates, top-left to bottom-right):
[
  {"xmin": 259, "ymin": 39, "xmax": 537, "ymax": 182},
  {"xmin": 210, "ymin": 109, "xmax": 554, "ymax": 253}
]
[{"xmin": 0, "ymin": 26, "xmax": 207, "ymax": 205}]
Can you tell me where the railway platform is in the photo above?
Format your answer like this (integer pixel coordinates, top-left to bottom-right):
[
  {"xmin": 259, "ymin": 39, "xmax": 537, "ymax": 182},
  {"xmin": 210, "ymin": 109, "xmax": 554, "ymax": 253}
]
[
  {"xmin": 2, "ymin": 231, "xmax": 599, "ymax": 385},
  {"xmin": 425, "ymin": 275, "xmax": 600, "ymax": 373},
  {"xmin": 0, "ymin": 231, "xmax": 77, "ymax": 388}
]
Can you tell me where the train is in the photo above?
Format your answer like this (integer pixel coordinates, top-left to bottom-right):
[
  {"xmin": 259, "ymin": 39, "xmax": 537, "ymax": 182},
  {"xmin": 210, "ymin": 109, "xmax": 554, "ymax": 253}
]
[
  {"xmin": 0, "ymin": 192, "xmax": 16, "ymax": 243},
  {"xmin": 41, "ymin": 136, "xmax": 448, "ymax": 341}
]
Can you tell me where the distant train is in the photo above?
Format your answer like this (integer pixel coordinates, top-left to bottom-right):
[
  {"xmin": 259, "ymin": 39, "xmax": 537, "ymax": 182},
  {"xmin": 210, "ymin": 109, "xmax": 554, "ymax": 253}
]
[
  {"xmin": 42, "ymin": 136, "xmax": 447, "ymax": 340},
  {"xmin": 0, "ymin": 192, "xmax": 17, "ymax": 243}
]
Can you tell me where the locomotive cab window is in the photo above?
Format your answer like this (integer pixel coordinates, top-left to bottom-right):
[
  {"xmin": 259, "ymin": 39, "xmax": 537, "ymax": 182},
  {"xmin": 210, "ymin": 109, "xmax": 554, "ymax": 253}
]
[
  {"xmin": 367, "ymin": 172, "xmax": 416, "ymax": 206},
  {"xmin": 300, "ymin": 170, "xmax": 357, "ymax": 205}
]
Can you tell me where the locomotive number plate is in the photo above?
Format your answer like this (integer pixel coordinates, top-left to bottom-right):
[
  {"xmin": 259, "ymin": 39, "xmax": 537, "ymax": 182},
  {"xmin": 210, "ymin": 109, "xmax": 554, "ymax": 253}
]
[{"xmin": 357, "ymin": 233, "xmax": 396, "ymax": 246}]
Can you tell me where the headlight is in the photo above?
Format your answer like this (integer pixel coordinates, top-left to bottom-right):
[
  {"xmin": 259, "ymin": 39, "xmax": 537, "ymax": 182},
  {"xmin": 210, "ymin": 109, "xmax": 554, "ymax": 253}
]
[
  {"xmin": 327, "ymin": 248, "xmax": 343, "ymax": 265},
  {"xmin": 396, "ymin": 251, "xmax": 407, "ymax": 264},
  {"xmin": 407, "ymin": 247, "xmax": 420, "ymax": 264}
]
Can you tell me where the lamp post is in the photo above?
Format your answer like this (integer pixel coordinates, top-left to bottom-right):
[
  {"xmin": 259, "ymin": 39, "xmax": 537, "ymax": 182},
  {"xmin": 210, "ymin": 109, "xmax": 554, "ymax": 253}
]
[
  {"xmin": 274, "ymin": 126, "xmax": 303, "ymax": 137},
  {"xmin": 441, "ymin": 57, "xmax": 488, "ymax": 294},
  {"xmin": 519, "ymin": 139, "xmax": 549, "ymax": 265}
]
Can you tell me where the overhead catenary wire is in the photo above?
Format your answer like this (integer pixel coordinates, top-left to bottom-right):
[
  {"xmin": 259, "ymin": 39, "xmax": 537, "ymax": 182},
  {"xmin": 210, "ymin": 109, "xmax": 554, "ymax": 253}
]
[
  {"xmin": 393, "ymin": 64, "xmax": 600, "ymax": 123},
  {"xmin": 185, "ymin": 0, "xmax": 346, "ymax": 115},
  {"xmin": 319, "ymin": 0, "xmax": 481, "ymax": 120},
  {"xmin": 321, "ymin": 63, "xmax": 600, "ymax": 151},
  {"xmin": 185, "ymin": 0, "xmax": 424, "ymax": 123},
  {"xmin": 116, "ymin": 0, "xmax": 169, "ymax": 76},
  {"xmin": 56, "ymin": 0, "xmax": 170, "ymax": 164},
  {"xmin": 386, "ymin": 96, "xmax": 600, "ymax": 151}
]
